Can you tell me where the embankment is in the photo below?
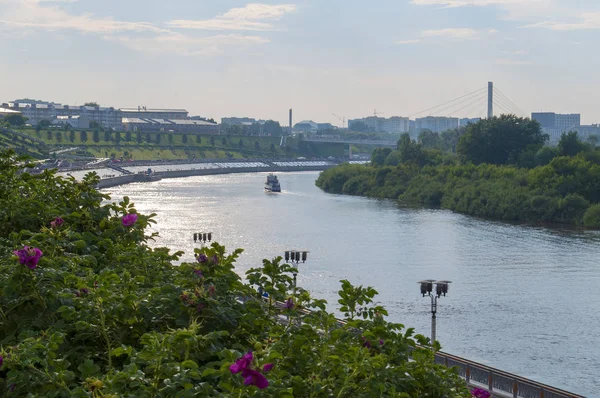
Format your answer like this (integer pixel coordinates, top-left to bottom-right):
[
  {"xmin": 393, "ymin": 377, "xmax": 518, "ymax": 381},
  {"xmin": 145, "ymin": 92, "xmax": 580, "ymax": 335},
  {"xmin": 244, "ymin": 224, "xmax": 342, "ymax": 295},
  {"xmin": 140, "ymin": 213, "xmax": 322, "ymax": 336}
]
[{"xmin": 98, "ymin": 164, "xmax": 334, "ymax": 189}]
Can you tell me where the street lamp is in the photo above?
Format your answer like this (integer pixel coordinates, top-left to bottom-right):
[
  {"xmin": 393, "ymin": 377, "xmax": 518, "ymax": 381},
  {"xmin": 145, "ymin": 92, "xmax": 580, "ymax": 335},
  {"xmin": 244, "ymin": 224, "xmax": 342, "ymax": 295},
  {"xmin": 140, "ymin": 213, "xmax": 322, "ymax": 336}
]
[
  {"xmin": 418, "ymin": 280, "xmax": 452, "ymax": 346},
  {"xmin": 284, "ymin": 250, "xmax": 308, "ymax": 295},
  {"xmin": 193, "ymin": 232, "xmax": 213, "ymax": 245}
]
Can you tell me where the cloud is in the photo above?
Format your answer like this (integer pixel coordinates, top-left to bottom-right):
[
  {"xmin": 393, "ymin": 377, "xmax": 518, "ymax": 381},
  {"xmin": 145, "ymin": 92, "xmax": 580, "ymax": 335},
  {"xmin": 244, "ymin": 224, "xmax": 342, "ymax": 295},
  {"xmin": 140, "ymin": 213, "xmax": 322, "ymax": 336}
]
[
  {"xmin": 396, "ymin": 39, "xmax": 421, "ymax": 44},
  {"xmin": 411, "ymin": 0, "xmax": 540, "ymax": 7},
  {"xmin": 0, "ymin": 0, "xmax": 168, "ymax": 33},
  {"xmin": 166, "ymin": 3, "xmax": 297, "ymax": 31},
  {"xmin": 495, "ymin": 58, "xmax": 532, "ymax": 65},
  {"xmin": 421, "ymin": 28, "xmax": 479, "ymax": 38},
  {"xmin": 488, "ymin": 28, "xmax": 498, "ymax": 34},
  {"xmin": 525, "ymin": 12, "xmax": 600, "ymax": 30},
  {"xmin": 109, "ymin": 33, "xmax": 270, "ymax": 56},
  {"xmin": 0, "ymin": 1, "xmax": 274, "ymax": 56}
]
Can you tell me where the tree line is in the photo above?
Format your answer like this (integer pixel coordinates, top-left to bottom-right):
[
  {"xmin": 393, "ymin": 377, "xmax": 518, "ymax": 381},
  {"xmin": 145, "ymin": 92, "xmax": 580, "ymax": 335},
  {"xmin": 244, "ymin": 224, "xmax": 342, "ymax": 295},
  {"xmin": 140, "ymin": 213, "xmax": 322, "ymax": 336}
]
[{"xmin": 317, "ymin": 115, "xmax": 600, "ymax": 228}]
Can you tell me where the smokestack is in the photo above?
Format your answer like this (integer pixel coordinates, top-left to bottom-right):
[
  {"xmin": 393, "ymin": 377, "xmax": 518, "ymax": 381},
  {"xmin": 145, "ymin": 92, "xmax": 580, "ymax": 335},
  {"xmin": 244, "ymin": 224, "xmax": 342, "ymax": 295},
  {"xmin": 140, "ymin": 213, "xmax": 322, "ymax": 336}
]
[
  {"xmin": 488, "ymin": 82, "xmax": 493, "ymax": 119},
  {"xmin": 289, "ymin": 109, "xmax": 292, "ymax": 133}
]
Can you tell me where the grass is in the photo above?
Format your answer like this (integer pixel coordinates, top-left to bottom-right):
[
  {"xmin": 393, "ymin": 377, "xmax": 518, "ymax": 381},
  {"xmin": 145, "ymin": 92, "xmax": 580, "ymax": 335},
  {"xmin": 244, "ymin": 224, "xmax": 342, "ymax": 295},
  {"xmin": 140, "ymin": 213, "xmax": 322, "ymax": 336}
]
[
  {"xmin": 13, "ymin": 127, "xmax": 358, "ymax": 161},
  {"xmin": 16, "ymin": 128, "xmax": 291, "ymax": 160}
]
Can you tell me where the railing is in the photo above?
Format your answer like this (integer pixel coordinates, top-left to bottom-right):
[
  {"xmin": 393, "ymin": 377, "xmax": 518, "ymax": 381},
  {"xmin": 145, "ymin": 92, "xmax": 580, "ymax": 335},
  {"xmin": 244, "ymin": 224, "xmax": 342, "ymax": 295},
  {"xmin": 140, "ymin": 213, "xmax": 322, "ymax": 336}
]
[
  {"xmin": 433, "ymin": 351, "xmax": 585, "ymax": 398},
  {"xmin": 264, "ymin": 297, "xmax": 585, "ymax": 398}
]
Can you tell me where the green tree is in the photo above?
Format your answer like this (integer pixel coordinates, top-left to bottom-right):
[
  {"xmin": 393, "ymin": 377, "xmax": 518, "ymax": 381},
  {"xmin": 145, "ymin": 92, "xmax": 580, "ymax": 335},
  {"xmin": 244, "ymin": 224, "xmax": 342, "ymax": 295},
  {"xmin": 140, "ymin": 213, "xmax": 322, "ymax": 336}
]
[
  {"xmin": 418, "ymin": 130, "xmax": 441, "ymax": 149},
  {"xmin": 92, "ymin": 130, "xmax": 99, "ymax": 143},
  {"xmin": 56, "ymin": 131, "xmax": 63, "ymax": 143},
  {"xmin": 457, "ymin": 115, "xmax": 547, "ymax": 165},
  {"xmin": 115, "ymin": 131, "xmax": 122, "ymax": 144},
  {"xmin": 155, "ymin": 133, "xmax": 162, "ymax": 145},
  {"xmin": 125, "ymin": 131, "xmax": 132, "ymax": 142},
  {"xmin": 104, "ymin": 130, "xmax": 112, "ymax": 142},
  {"xmin": 182, "ymin": 134, "xmax": 188, "ymax": 144},
  {"xmin": 397, "ymin": 133, "xmax": 424, "ymax": 165},
  {"xmin": 37, "ymin": 119, "xmax": 51, "ymax": 130},
  {"xmin": 254, "ymin": 141, "xmax": 260, "ymax": 150},
  {"xmin": 84, "ymin": 102, "xmax": 99, "ymax": 107},
  {"xmin": 79, "ymin": 130, "xmax": 87, "ymax": 143},
  {"xmin": 136, "ymin": 132, "xmax": 143, "ymax": 143},
  {"xmin": 263, "ymin": 120, "xmax": 283, "ymax": 136},
  {"xmin": 168, "ymin": 134, "xmax": 174, "ymax": 144},
  {"xmin": 90, "ymin": 120, "xmax": 104, "ymax": 131},
  {"xmin": 587, "ymin": 134, "xmax": 599, "ymax": 147},
  {"xmin": 270, "ymin": 143, "xmax": 276, "ymax": 152},
  {"xmin": 210, "ymin": 136, "xmax": 215, "ymax": 146},
  {"xmin": 238, "ymin": 138, "xmax": 244, "ymax": 147},
  {"xmin": 4, "ymin": 113, "xmax": 28, "ymax": 127},
  {"xmin": 534, "ymin": 146, "xmax": 558, "ymax": 166},
  {"xmin": 146, "ymin": 133, "xmax": 151, "ymax": 143},
  {"xmin": 46, "ymin": 130, "xmax": 53, "ymax": 141},
  {"xmin": 196, "ymin": 135, "xmax": 201, "ymax": 144},
  {"xmin": 68, "ymin": 130, "xmax": 75, "ymax": 143},
  {"xmin": 557, "ymin": 131, "xmax": 586, "ymax": 157},
  {"xmin": 221, "ymin": 137, "xmax": 228, "ymax": 146},
  {"xmin": 371, "ymin": 148, "xmax": 392, "ymax": 166}
]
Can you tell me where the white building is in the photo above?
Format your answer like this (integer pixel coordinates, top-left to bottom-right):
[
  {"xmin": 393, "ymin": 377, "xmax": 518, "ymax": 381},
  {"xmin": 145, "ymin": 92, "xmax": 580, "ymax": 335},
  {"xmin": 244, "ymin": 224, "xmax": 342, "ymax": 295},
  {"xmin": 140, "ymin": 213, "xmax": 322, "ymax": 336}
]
[
  {"xmin": 121, "ymin": 107, "xmax": 188, "ymax": 120},
  {"xmin": 348, "ymin": 116, "xmax": 409, "ymax": 133},
  {"xmin": 415, "ymin": 116, "xmax": 459, "ymax": 133}
]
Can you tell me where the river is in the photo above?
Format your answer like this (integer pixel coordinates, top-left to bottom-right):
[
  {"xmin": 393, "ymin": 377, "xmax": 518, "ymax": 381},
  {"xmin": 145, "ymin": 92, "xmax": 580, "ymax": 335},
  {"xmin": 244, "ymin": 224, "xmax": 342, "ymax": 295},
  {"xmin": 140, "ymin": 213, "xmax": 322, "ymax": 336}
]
[{"xmin": 105, "ymin": 171, "xmax": 600, "ymax": 397}]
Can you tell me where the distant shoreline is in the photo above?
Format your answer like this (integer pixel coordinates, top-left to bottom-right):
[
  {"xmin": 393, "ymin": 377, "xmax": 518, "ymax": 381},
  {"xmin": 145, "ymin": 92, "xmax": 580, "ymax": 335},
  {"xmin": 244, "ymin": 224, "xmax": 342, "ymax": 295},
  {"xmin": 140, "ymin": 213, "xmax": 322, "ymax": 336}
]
[{"xmin": 97, "ymin": 163, "xmax": 336, "ymax": 189}]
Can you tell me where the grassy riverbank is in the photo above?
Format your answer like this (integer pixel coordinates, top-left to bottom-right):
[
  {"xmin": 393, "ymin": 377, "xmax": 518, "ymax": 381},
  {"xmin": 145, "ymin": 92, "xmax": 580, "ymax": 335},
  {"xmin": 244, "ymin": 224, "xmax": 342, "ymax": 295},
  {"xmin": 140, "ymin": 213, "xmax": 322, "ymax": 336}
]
[{"xmin": 316, "ymin": 117, "xmax": 600, "ymax": 228}]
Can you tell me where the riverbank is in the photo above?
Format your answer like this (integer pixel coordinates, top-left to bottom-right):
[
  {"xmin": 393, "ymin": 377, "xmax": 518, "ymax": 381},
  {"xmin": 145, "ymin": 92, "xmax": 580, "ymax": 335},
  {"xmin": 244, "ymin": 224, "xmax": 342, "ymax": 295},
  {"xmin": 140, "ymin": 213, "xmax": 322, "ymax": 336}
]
[
  {"xmin": 315, "ymin": 159, "xmax": 600, "ymax": 229},
  {"xmin": 96, "ymin": 161, "xmax": 337, "ymax": 188}
]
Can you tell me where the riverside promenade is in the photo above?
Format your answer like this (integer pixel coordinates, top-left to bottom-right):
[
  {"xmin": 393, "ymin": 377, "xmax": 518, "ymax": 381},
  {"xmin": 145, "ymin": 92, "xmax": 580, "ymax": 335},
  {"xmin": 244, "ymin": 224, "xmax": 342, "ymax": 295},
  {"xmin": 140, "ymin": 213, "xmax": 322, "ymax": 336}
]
[{"xmin": 57, "ymin": 159, "xmax": 348, "ymax": 188}]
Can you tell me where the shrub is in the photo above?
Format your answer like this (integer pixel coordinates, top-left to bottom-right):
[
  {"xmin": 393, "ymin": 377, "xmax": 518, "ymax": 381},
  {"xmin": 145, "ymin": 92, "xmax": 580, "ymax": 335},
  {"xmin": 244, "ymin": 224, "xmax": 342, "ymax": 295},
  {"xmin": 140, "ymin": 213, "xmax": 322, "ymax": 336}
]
[{"xmin": 0, "ymin": 149, "xmax": 469, "ymax": 397}]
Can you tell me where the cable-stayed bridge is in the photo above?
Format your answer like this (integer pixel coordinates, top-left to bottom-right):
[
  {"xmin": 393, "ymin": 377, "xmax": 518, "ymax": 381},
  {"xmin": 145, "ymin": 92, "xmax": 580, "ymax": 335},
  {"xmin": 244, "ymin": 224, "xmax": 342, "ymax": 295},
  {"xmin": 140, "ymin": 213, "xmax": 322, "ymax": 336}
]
[{"xmin": 298, "ymin": 82, "xmax": 525, "ymax": 151}]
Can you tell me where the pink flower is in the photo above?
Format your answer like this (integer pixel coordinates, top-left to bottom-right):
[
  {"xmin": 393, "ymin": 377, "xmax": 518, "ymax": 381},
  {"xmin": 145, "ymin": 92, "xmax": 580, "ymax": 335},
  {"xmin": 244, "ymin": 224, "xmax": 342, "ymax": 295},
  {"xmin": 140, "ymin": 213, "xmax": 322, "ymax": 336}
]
[
  {"xmin": 13, "ymin": 246, "xmax": 43, "ymax": 269},
  {"xmin": 50, "ymin": 217, "xmax": 64, "ymax": 229},
  {"xmin": 262, "ymin": 363, "xmax": 274, "ymax": 372},
  {"xmin": 121, "ymin": 213, "xmax": 138, "ymax": 227},
  {"xmin": 471, "ymin": 388, "xmax": 491, "ymax": 398},
  {"xmin": 230, "ymin": 352, "xmax": 253, "ymax": 374},
  {"xmin": 242, "ymin": 369, "xmax": 269, "ymax": 389}
]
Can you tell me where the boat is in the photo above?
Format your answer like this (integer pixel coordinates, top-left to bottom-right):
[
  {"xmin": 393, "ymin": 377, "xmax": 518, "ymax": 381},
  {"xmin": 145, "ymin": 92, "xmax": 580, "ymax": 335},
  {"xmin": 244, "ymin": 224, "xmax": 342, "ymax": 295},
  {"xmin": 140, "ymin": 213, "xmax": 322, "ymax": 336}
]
[
  {"xmin": 133, "ymin": 168, "xmax": 162, "ymax": 183},
  {"xmin": 265, "ymin": 173, "xmax": 281, "ymax": 193}
]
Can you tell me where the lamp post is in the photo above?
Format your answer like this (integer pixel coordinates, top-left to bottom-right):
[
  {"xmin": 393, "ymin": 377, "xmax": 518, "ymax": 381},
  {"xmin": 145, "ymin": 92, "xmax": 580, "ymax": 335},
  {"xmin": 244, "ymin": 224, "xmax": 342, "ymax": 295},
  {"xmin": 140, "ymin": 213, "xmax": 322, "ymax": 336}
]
[
  {"xmin": 193, "ymin": 232, "xmax": 213, "ymax": 246},
  {"xmin": 418, "ymin": 280, "xmax": 452, "ymax": 346},
  {"xmin": 284, "ymin": 250, "xmax": 308, "ymax": 295}
]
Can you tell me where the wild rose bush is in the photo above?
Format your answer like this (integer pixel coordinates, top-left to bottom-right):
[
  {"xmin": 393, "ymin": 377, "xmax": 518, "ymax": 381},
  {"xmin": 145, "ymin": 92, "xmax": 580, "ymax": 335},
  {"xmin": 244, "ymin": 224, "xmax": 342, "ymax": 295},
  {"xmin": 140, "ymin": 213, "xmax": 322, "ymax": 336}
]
[{"xmin": 0, "ymin": 150, "xmax": 470, "ymax": 397}]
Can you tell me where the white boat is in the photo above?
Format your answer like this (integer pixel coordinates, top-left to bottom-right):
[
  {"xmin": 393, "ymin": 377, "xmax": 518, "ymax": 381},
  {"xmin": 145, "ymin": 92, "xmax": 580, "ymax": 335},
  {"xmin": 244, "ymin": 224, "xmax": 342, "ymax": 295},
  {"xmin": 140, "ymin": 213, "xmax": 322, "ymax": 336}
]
[{"xmin": 265, "ymin": 173, "xmax": 281, "ymax": 193}]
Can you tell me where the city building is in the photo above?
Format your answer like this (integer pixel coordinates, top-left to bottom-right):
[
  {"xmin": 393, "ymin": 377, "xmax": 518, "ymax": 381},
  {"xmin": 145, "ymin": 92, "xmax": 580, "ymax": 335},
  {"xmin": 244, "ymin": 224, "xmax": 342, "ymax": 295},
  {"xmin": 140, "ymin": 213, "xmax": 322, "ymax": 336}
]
[
  {"xmin": 348, "ymin": 116, "xmax": 409, "ymax": 133},
  {"xmin": 0, "ymin": 106, "xmax": 21, "ymax": 117},
  {"xmin": 414, "ymin": 116, "xmax": 459, "ymax": 133},
  {"xmin": 120, "ymin": 107, "xmax": 188, "ymax": 120},
  {"xmin": 531, "ymin": 112, "xmax": 580, "ymax": 130},
  {"xmin": 6, "ymin": 101, "xmax": 122, "ymax": 129},
  {"xmin": 122, "ymin": 118, "xmax": 219, "ymax": 134},
  {"xmin": 221, "ymin": 117, "xmax": 257, "ymax": 125},
  {"xmin": 293, "ymin": 120, "xmax": 319, "ymax": 133},
  {"xmin": 459, "ymin": 118, "xmax": 481, "ymax": 127},
  {"xmin": 531, "ymin": 112, "xmax": 581, "ymax": 143},
  {"xmin": 52, "ymin": 115, "xmax": 90, "ymax": 129}
]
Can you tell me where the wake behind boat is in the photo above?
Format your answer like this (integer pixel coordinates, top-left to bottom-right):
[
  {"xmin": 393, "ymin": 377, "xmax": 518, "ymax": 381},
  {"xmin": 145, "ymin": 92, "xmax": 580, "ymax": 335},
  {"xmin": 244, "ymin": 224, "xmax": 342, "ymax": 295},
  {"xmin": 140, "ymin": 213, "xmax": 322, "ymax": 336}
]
[{"xmin": 265, "ymin": 173, "xmax": 281, "ymax": 193}]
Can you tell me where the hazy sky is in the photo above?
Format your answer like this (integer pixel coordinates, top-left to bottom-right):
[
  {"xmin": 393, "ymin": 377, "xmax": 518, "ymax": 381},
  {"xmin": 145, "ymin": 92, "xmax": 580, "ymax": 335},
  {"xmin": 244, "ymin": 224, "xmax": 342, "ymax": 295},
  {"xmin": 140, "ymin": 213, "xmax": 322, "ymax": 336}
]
[{"xmin": 1, "ymin": 0, "xmax": 599, "ymax": 125}]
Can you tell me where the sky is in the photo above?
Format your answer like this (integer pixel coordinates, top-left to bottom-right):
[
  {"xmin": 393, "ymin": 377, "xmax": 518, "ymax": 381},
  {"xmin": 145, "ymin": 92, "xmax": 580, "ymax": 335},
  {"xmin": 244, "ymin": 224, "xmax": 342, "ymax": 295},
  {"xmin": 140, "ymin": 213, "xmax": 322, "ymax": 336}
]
[{"xmin": 1, "ymin": 0, "xmax": 600, "ymax": 125}]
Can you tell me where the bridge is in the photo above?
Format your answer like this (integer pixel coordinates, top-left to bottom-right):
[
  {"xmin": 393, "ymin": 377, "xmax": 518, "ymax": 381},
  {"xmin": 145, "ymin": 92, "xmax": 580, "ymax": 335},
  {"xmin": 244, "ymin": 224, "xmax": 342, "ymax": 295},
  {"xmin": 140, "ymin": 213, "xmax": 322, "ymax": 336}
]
[{"xmin": 299, "ymin": 136, "xmax": 397, "ymax": 147}]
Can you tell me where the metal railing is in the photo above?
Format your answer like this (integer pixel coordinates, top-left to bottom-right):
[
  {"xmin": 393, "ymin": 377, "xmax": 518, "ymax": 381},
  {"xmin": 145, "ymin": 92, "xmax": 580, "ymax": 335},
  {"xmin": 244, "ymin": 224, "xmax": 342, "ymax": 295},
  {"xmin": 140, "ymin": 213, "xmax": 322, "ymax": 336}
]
[
  {"xmin": 263, "ymin": 297, "xmax": 585, "ymax": 398},
  {"xmin": 433, "ymin": 351, "xmax": 585, "ymax": 398}
]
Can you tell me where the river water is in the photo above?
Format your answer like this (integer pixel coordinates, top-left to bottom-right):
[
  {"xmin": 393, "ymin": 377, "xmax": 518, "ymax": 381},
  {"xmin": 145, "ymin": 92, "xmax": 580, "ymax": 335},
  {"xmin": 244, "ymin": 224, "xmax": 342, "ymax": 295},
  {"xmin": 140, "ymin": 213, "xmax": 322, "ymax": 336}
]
[{"xmin": 105, "ymin": 171, "xmax": 600, "ymax": 397}]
